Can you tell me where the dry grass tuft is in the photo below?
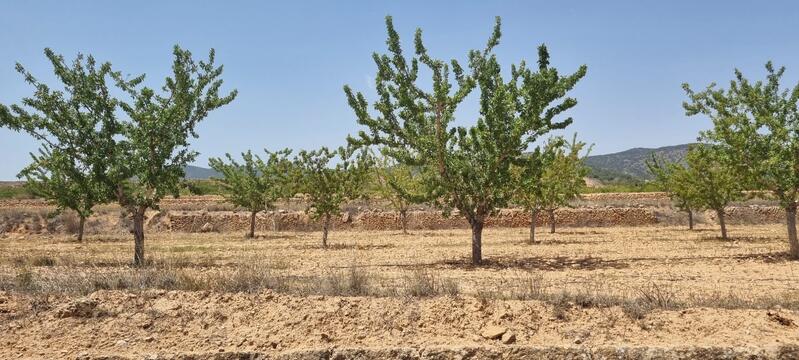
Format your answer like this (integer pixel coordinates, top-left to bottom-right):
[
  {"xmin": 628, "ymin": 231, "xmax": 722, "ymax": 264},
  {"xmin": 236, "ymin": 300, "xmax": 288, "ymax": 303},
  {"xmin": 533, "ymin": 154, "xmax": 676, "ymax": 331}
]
[{"xmin": 402, "ymin": 270, "xmax": 459, "ymax": 297}]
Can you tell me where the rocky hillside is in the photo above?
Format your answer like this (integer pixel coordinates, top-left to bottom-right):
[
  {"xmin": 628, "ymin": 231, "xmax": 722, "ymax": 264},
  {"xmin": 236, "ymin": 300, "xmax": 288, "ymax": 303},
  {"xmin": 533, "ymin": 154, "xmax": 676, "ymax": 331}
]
[
  {"xmin": 184, "ymin": 165, "xmax": 221, "ymax": 180},
  {"xmin": 181, "ymin": 145, "xmax": 692, "ymax": 183},
  {"xmin": 585, "ymin": 144, "xmax": 691, "ymax": 182}
]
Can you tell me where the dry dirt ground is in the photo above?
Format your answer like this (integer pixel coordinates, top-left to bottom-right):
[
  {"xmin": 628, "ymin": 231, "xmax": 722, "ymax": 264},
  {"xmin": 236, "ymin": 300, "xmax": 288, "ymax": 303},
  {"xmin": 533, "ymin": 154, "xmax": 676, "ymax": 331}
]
[{"xmin": 2, "ymin": 224, "xmax": 799, "ymax": 359}]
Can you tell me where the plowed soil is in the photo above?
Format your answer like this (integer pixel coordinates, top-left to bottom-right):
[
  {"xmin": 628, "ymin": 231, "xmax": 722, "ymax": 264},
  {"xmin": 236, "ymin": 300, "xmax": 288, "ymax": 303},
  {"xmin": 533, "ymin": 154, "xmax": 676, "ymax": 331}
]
[{"xmin": 2, "ymin": 193, "xmax": 799, "ymax": 359}]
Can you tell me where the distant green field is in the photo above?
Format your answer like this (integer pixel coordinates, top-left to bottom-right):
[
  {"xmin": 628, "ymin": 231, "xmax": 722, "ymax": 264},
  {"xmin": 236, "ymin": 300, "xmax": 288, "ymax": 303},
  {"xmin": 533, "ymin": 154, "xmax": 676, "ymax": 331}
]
[
  {"xmin": 580, "ymin": 182, "xmax": 661, "ymax": 194},
  {"xmin": 0, "ymin": 183, "xmax": 35, "ymax": 199}
]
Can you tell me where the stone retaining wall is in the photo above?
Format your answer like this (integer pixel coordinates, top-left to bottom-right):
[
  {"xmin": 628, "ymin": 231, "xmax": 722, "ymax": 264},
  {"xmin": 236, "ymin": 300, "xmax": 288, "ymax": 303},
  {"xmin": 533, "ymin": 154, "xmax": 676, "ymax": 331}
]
[{"xmin": 166, "ymin": 207, "xmax": 659, "ymax": 233}]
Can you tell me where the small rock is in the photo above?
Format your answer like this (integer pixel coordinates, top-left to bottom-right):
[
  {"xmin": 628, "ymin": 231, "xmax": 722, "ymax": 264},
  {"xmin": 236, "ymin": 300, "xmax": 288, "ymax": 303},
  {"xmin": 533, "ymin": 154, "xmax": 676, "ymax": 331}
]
[
  {"xmin": 115, "ymin": 339, "xmax": 128, "ymax": 347},
  {"xmin": 574, "ymin": 338, "xmax": 583, "ymax": 345},
  {"xmin": 55, "ymin": 298, "xmax": 97, "ymax": 318},
  {"xmin": 480, "ymin": 325, "xmax": 507, "ymax": 340},
  {"xmin": 200, "ymin": 222, "xmax": 214, "ymax": 232},
  {"xmin": 501, "ymin": 332, "xmax": 516, "ymax": 344},
  {"xmin": 341, "ymin": 213, "xmax": 352, "ymax": 223}
]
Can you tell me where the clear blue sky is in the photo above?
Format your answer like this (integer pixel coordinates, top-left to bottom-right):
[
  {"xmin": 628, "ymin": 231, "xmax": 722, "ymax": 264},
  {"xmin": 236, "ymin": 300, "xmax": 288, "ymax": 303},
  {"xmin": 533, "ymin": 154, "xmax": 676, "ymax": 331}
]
[{"xmin": 2, "ymin": 0, "xmax": 798, "ymax": 180}]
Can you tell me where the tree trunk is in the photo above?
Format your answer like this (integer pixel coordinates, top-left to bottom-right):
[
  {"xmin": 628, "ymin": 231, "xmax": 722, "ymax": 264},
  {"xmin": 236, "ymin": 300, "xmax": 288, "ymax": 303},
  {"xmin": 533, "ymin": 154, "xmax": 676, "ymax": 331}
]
[
  {"xmin": 400, "ymin": 209, "xmax": 409, "ymax": 235},
  {"xmin": 716, "ymin": 208, "xmax": 727, "ymax": 240},
  {"xmin": 548, "ymin": 209, "xmax": 556, "ymax": 234},
  {"xmin": 471, "ymin": 219, "xmax": 484, "ymax": 265},
  {"xmin": 322, "ymin": 213, "xmax": 330, "ymax": 248},
  {"xmin": 687, "ymin": 209, "xmax": 694, "ymax": 230},
  {"xmin": 529, "ymin": 208, "xmax": 538, "ymax": 244},
  {"xmin": 77, "ymin": 215, "xmax": 86, "ymax": 242},
  {"xmin": 248, "ymin": 211, "xmax": 256, "ymax": 238},
  {"xmin": 787, "ymin": 204, "xmax": 799, "ymax": 259},
  {"xmin": 133, "ymin": 207, "xmax": 146, "ymax": 267}
]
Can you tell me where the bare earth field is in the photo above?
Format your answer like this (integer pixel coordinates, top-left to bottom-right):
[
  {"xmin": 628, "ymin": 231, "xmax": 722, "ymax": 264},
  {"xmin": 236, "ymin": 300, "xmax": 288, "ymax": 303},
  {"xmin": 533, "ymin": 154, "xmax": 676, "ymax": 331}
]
[{"xmin": 2, "ymin": 194, "xmax": 799, "ymax": 359}]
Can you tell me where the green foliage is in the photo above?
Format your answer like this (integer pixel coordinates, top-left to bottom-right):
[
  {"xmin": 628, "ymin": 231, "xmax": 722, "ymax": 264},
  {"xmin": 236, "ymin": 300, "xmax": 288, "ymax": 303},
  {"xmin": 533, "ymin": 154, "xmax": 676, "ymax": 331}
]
[
  {"xmin": 0, "ymin": 45, "xmax": 236, "ymax": 264},
  {"xmin": 0, "ymin": 49, "xmax": 120, "ymax": 239},
  {"xmin": 371, "ymin": 150, "xmax": 427, "ymax": 233},
  {"xmin": 514, "ymin": 135, "xmax": 590, "ymax": 213},
  {"xmin": 586, "ymin": 167, "xmax": 640, "ymax": 184},
  {"xmin": 579, "ymin": 182, "xmax": 661, "ymax": 193},
  {"xmin": 294, "ymin": 147, "xmax": 372, "ymax": 245},
  {"xmin": 19, "ymin": 150, "xmax": 98, "ymax": 219},
  {"xmin": 683, "ymin": 62, "xmax": 797, "ymax": 206},
  {"xmin": 181, "ymin": 179, "xmax": 227, "ymax": 196},
  {"xmin": 0, "ymin": 184, "xmax": 34, "ymax": 199},
  {"xmin": 111, "ymin": 46, "xmax": 238, "ymax": 213},
  {"xmin": 344, "ymin": 16, "xmax": 586, "ymax": 264},
  {"xmin": 683, "ymin": 145, "xmax": 742, "ymax": 212},
  {"xmin": 109, "ymin": 45, "xmax": 237, "ymax": 264},
  {"xmin": 683, "ymin": 62, "xmax": 799, "ymax": 248},
  {"xmin": 209, "ymin": 149, "xmax": 293, "ymax": 213},
  {"xmin": 647, "ymin": 144, "xmax": 742, "ymax": 237},
  {"xmin": 647, "ymin": 154, "xmax": 702, "ymax": 215}
]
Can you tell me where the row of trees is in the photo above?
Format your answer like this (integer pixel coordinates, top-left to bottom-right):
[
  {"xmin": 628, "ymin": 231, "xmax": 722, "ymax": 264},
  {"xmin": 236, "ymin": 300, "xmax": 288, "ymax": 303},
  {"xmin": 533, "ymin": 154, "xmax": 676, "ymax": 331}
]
[
  {"xmin": 0, "ymin": 47, "xmax": 237, "ymax": 265},
  {"xmin": 647, "ymin": 145, "xmax": 741, "ymax": 239},
  {"xmin": 646, "ymin": 62, "xmax": 799, "ymax": 260},
  {"xmin": 209, "ymin": 140, "xmax": 588, "ymax": 247},
  {"xmin": 1, "ymin": 16, "xmax": 591, "ymax": 266},
  {"xmin": 211, "ymin": 147, "xmax": 372, "ymax": 245}
]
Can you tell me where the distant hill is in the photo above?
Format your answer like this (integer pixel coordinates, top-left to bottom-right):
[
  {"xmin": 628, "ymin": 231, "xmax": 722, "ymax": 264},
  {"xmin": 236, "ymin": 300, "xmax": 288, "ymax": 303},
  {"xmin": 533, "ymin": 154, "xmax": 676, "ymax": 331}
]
[
  {"xmin": 585, "ymin": 144, "xmax": 692, "ymax": 182},
  {"xmin": 180, "ymin": 144, "xmax": 693, "ymax": 183},
  {"xmin": 184, "ymin": 165, "xmax": 221, "ymax": 180}
]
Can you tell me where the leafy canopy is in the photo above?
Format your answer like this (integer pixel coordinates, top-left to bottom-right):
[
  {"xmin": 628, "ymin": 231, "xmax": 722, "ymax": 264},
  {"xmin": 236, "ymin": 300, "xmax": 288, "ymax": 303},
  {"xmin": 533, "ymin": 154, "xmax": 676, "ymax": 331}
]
[
  {"xmin": 345, "ymin": 16, "xmax": 587, "ymax": 225},
  {"xmin": 371, "ymin": 149, "xmax": 426, "ymax": 214},
  {"xmin": 111, "ymin": 46, "xmax": 238, "ymax": 211},
  {"xmin": 514, "ymin": 135, "xmax": 590, "ymax": 212},
  {"xmin": 294, "ymin": 147, "xmax": 372, "ymax": 221},
  {"xmin": 0, "ymin": 49, "xmax": 119, "ymax": 219},
  {"xmin": 209, "ymin": 149, "xmax": 293, "ymax": 213},
  {"xmin": 647, "ymin": 144, "xmax": 742, "ymax": 213},
  {"xmin": 682, "ymin": 62, "xmax": 799, "ymax": 207}
]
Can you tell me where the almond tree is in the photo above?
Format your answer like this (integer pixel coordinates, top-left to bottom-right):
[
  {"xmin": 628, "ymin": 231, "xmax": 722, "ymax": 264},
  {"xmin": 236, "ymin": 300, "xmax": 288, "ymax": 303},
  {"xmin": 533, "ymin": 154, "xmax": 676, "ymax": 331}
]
[
  {"xmin": 647, "ymin": 155, "xmax": 702, "ymax": 230},
  {"xmin": 345, "ymin": 16, "xmax": 586, "ymax": 264},
  {"xmin": 537, "ymin": 135, "xmax": 590, "ymax": 234},
  {"xmin": 683, "ymin": 63, "xmax": 797, "ymax": 250},
  {"xmin": 372, "ymin": 150, "xmax": 426, "ymax": 234},
  {"xmin": 0, "ymin": 49, "xmax": 118, "ymax": 241},
  {"xmin": 511, "ymin": 141, "xmax": 556, "ymax": 244},
  {"xmin": 683, "ymin": 145, "xmax": 742, "ymax": 239},
  {"xmin": 209, "ymin": 149, "xmax": 293, "ymax": 238},
  {"xmin": 294, "ymin": 147, "xmax": 371, "ymax": 247},
  {"xmin": 647, "ymin": 145, "xmax": 742, "ymax": 239},
  {"xmin": 112, "ymin": 46, "xmax": 237, "ymax": 266},
  {"xmin": 514, "ymin": 135, "xmax": 589, "ymax": 243}
]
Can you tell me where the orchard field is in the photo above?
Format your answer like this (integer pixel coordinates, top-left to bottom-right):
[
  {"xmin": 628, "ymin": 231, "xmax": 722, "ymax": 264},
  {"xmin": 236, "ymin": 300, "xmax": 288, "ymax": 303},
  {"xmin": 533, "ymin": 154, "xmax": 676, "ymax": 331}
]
[
  {"xmin": 2, "ymin": 194, "xmax": 799, "ymax": 359},
  {"xmin": 3, "ymin": 6, "xmax": 799, "ymax": 360}
]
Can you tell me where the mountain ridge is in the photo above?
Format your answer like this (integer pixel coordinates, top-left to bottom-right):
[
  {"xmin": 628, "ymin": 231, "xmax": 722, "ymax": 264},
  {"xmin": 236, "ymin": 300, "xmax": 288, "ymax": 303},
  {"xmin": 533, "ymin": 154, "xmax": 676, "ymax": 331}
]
[
  {"xmin": 182, "ymin": 144, "xmax": 694, "ymax": 183},
  {"xmin": 584, "ymin": 143, "xmax": 692, "ymax": 182}
]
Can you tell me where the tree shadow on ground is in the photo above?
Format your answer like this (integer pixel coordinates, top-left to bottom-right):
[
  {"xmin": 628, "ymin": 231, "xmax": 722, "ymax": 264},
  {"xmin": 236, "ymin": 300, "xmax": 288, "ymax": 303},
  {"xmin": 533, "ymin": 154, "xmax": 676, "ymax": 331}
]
[
  {"xmin": 624, "ymin": 251, "xmax": 794, "ymax": 264},
  {"xmin": 731, "ymin": 251, "xmax": 793, "ymax": 263},
  {"xmin": 289, "ymin": 243, "xmax": 395, "ymax": 251},
  {"xmin": 692, "ymin": 235, "xmax": 783, "ymax": 243},
  {"xmin": 433, "ymin": 255, "xmax": 630, "ymax": 271},
  {"xmin": 250, "ymin": 234, "xmax": 298, "ymax": 241},
  {"xmin": 549, "ymin": 230, "xmax": 607, "ymax": 235},
  {"xmin": 525, "ymin": 238, "xmax": 612, "ymax": 246}
]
